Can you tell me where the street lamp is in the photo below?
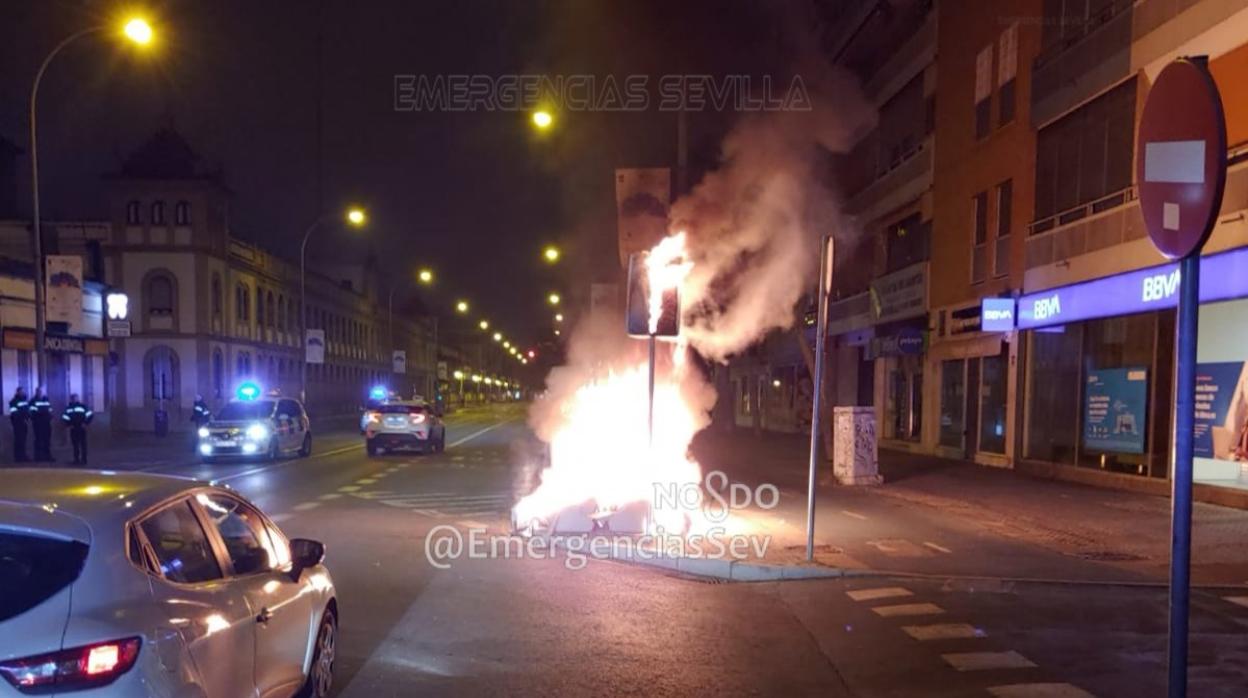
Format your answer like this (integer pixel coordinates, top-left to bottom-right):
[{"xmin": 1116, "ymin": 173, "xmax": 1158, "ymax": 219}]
[
  {"xmin": 478, "ymin": 319, "xmax": 489, "ymax": 331},
  {"xmin": 417, "ymin": 268, "xmax": 433, "ymax": 285},
  {"xmin": 532, "ymin": 110, "xmax": 553, "ymax": 130},
  {"xmin": 455, "ymin": 300, "xmax": 469, "ymax": 314},
  {"xmin": 492, "ymin": 332, "xmax": 502, "ymax": 343},
  {"xmin": 29, "ymin": 16, "xmax": 154, "ymax": 386},
  {"xmin": 548, "ymin": 293, "xmax": 561, "ymax": 306},
  {"xmin": 502, "ymin": 340, "xmax": 511, "ymax": 349},
  {"xmin": 301, "ymin": 206, "xmax": 366, "ymax": 402},
  {"xmin": 554, "ymin": 313, "xmax": 563, "ymax": 323},
  {"xmin": 542, "ymin": 245, "xmax": 560, "ymax": 263}
]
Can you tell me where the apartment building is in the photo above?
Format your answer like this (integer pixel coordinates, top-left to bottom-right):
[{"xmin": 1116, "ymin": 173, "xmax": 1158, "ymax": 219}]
[{"xmin": 1006, "ymin": 0, "xmax": 1248, "ymax": 504}]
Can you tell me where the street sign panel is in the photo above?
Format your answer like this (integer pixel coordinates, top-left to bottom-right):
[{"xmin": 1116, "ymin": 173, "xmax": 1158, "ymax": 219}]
[
  {"xmin": 106, "ymin": 320, "xmax": 131, "ymax": 338},
  {"xmin": 1136, "ymin": 57, "xmax": 1227, "ymax": 259}
]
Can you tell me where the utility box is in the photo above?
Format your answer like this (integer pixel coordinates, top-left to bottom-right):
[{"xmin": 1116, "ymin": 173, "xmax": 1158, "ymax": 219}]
[{"xmin": 833, "ymin": 406, "xmax": 882, "ymax": 486}]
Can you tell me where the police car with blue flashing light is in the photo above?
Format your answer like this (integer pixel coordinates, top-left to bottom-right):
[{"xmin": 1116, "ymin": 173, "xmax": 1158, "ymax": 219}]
[{"xmin": 198, "ymin": 383, "xmax": 312, "ymax": 462}]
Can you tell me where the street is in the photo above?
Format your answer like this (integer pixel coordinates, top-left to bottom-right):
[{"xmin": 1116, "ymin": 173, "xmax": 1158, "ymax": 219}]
[{"xmin": 66, "ymin": 404, "xmax": 1248, "ymax": 697}]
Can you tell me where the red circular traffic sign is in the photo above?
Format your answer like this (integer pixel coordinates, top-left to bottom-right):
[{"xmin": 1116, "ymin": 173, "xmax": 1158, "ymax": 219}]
[{"xmin": 1136, "ymin": 57, "xmax": 1227, "ymax": 260}]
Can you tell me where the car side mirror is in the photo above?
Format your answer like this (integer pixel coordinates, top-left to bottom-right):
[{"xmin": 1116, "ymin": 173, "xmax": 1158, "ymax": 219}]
[{"xmin": 289, "ymin": 538, "xmax": 325, "ymax": 580}]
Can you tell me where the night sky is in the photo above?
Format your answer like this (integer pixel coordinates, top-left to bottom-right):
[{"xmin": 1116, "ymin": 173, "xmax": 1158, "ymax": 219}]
[{"xmin": 0, "ymin": 0, "xmax": 795, "ymax": 348}]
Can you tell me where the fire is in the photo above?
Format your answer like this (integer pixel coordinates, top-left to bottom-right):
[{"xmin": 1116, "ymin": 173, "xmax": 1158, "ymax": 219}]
[
  {"xmin": 514, "ymin": 233, "xmax": 708, "ymax": 536},
  {"xmin": 645, "ymin": 231, "xmax": 692, "ymax": 334}
]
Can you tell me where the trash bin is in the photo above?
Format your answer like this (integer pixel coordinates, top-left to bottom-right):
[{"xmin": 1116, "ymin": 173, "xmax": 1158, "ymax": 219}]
[{"xmin": 154, "ymin": 409, "xmax": 169, "ymax": 437}]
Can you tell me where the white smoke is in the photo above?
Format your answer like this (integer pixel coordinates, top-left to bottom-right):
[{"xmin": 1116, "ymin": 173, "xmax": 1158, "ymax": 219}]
[{"xmin": 673, "ymin": 61, "xmax": 874, "ymax": 361}]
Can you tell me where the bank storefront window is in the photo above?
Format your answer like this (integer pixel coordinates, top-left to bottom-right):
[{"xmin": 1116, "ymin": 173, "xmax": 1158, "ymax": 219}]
[
  {"xmin": 883, "ymin": 356, "xmax": 922, "ymax": 442},
  {"xmin": 979, "ymin": 351, "xmax": 1008, "ymax": 454},
  {"xmin": 1194, "ymin": 298, "xmax": 1248, "ymax": 490}
]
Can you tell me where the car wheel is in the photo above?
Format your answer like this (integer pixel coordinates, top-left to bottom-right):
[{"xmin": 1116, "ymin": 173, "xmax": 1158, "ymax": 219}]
[
  {"xmin": 300, "ymin": 607, "xmax": 337, "ymax": 698},
  {"xmin": 437, "ymin": 432, "xmax": 446, "ymax": 453},
  {"xmin": 300, "ymin": 434, "xmax": 312, "ymax": 457}
]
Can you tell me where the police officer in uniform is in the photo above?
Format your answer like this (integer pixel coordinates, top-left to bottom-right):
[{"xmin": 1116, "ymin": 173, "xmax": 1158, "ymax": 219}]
[
  {"xmin": 191, "ymin": 394, "xmax": 212, "ymax": 451},
  {"xmin": 31, "ymin": 388, "xmax": 53, "ymax": 462},
  {"xmin": 61, "ymin": 394, "xmax": 93, "ymax": 465},
  {"xmin": 8, "ymin": 386, "xmax": 29, "ymax": 462}
]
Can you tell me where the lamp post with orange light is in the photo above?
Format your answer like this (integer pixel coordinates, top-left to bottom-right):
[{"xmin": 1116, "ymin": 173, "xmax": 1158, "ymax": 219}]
[
  {"xmin": 29, "ymin": 17, "xmax": 155, "ymax": 386},
  {"xmin": 300, "ymin": 207, "xmax": 367, "ymax": 402}
]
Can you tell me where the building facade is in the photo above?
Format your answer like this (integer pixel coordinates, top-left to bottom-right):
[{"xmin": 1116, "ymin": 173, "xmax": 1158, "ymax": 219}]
[{"xmin": 728, "ymin": 0, "xmax": 1248, "ymax": 508}]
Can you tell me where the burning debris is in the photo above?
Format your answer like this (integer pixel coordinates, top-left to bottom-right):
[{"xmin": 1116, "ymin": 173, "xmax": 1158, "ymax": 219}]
[{"xmin": 515, "ymin": 37, "xmax": 873, "ymax": 540}]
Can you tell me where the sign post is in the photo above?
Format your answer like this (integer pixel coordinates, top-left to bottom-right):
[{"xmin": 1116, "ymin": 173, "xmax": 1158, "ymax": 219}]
[
  {"xmin": 806, "ymin": 235, "xmax": 833, "ymax": 562},
  {"xmin": 1136, "ymin": 56, "xmax": 1227, "ymax": 698}
]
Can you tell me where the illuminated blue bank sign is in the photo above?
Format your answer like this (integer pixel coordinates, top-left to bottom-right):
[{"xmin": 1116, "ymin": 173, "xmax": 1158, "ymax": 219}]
[
  {"xmin": 1017, "ymin": 246, "xmax": 1248, "ymax": 330},
  {"xmin": 980, "ymin": 298, "xmax": 1017, "ymax": 332}
]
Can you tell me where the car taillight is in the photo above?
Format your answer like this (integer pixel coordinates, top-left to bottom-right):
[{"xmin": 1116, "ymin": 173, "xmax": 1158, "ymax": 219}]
[
  {"xmin": 409, "ymin": 413, "xmax": 426, "ymax": 424},
  {"xmin": 0, "ymin": 637, "xmax": 141, "ymax": 693},
  {"xmin": 366, "ymin": 412, "xmax": 381, "ymax": 423}
]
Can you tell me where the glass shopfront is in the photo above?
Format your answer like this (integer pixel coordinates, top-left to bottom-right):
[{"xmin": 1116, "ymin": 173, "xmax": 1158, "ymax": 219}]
[
  {"xmin": 884, "ymin": 355, "xmax": 922, "ymax": 442},
  {"xmin": 1022, "ymin": 311, "xmax": 1173, "ymax": 477}
]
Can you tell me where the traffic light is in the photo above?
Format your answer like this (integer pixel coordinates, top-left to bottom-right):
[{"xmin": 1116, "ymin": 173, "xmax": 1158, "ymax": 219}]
[{"xmin": 626, "ymin": 253, "xmax": 680, "ymax": 337}]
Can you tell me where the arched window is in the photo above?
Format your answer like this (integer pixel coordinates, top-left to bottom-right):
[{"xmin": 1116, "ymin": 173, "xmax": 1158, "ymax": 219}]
[
  {"xmin": 150, "ymin": 201, "xmax": 165, "ymax": 225},
  {"xmin": 145, "ymin": 346, "xmax": 178, "ymax": 403},
  {"xmin": 211, "ymin": 273, "xmax": 223, "ymax": 318},
  {"xmin": 145, "ymin": 273, "xmax": 175, "ymax": 316},
  {"xmin": 175, "ymin": 201, "xmax": 190, "ymax": 226},
  {"xmin": 277, "ymin": 294, "xmax": 286, "ymax": 330},
  {"xmin": 288, "ymin": 298, "xmax": 298, "ymax": 332},
  {"xmin": 236, "ymin": 284, "xmax": 249, "ymax": 322},
  {"xmin": 212, "ymin": 349, "xmax": 224, "ymax": 398},
  {"xmin": 126, "ymin": 200, "xmax": 141, "ymax": 225},
  {"xmin": 266, "ymin": 291, "xmax": 276, "ymax": 328},
  {"xmin": 256, "ymin": 287, "xmax": 265, "ymax": 326}
]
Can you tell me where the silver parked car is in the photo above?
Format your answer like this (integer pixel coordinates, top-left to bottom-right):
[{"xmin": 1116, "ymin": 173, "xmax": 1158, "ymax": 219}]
[{"xmin": 0, "ymin": 469, "xmax": 337, "ymax": 698}]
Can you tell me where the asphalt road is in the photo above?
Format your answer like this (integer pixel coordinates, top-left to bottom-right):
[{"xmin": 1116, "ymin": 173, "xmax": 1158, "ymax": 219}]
[{"xmin": 108, "ymin": 404, "xmax": 1248, "ymax": 697}]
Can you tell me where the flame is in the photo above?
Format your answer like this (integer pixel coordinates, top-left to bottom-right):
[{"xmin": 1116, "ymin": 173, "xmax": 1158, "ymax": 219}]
[
  {"xmin": 645, "ymin": 231, "xmax": 692, "ymax": 334},
  {"xmin": 515, "ymin": 234, "xmax": 707, "ymax": 535}
]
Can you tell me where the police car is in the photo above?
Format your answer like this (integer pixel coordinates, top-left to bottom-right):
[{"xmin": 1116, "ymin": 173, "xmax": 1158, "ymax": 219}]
[
  {"xmin": 198, "ymin": 383, "xmax": 312, "ymax": 462},
  {"xmin": 363, "ymin": 399, "xmax": 445, "ymax": 456}
]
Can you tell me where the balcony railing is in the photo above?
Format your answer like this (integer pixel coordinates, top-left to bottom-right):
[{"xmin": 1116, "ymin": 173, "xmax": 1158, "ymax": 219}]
[
  {"xmin": 1033, "ymin": 0, "xmax": 1134, "ymax": 71},
  {"xmin": 1024, "ymin": 186, "xmax": 1142, "ymax": 269}
]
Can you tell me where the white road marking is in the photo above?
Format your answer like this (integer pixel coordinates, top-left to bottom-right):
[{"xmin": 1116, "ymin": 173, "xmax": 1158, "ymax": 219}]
[
  {"xmin": 356, "ymin": 478, "xmax": 377, "ymax": 485},
  {"xmin": 872, "ymin": 603, "xmax": 944, "ymax": 618},
  {"xmin": 847, "ymin": 587, "xmax": 913, "ymax": 602},
  {"xmin": 902, "ymin": 623, "xmax": 984, "ymax": 641},
  {"xmin": 292, "ymin": 502, "xmax": 320, "ymax": 512},
  {"xmin": 924, "ymin": 541, "xmax": 953, "ymax": 554},
  {"xmin": 318, "ymin": 493, "xmax": 342, "ymax": 501},
  {"xmin": 337, "ymin": 485, "xmax": 361, "ymax": 493},
  {"xmin": 1224, "ymin": 596, "xmax": 1248, "ymax": 609},
  {"xmin": 447, "ymin": 420, "xmax": 513, "ymax": 448},
  {"xmin": 942, "ymin": 651, "xmax": 1036, "ymax": 672},
  {"xmin": 988, "ymin": 684, "xmax": 1097, "ymax": 698},
  {"xmin": 841, "ymin": 510, "xmax": 867, "ymax": 521}
]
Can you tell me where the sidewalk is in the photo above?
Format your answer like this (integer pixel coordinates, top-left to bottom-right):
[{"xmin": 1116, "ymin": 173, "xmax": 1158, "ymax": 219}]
[{"xmin": 687, "ymin": 428, "xmax": 1248, "ymax": 586}]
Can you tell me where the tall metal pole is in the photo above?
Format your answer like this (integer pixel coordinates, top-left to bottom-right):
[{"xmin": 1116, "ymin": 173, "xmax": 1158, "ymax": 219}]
[
  {"xmin": 647, "ymin": 335, "xmax": 656, "ymax": 446},
  {"xmin": 1168, "ymin": 253, "xmax": 1200, "ymax": 697},
  {"xmin": 299, "ymin": 217, "xmax": 323, "ymax": 404},
  {"xmin": 806, "ymin": 235, "xmax": 833, "ymax": 562},
  {"xmin": 29, "ymin": 27, "xmax": 104, "ymax": 391}
]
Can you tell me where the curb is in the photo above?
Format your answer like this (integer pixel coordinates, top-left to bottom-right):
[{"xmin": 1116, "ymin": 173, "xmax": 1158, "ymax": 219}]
[{"xmin": 542, "ymin": 536, "xmax": 847, "ymax": 582}]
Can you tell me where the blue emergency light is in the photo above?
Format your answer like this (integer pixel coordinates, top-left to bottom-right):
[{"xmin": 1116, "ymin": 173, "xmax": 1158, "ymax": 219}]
[
  {"xmin": 369, "ymin": 385, "xmax": 388, "ymax": 401},
  {"xmin": 236, "ymin": 382, "xmax": 262, "ymax": 401}
]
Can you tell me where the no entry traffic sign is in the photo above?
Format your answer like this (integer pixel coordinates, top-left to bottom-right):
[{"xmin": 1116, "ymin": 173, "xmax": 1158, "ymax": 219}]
[{"xmin": 1136, "ymin": 57, "xmax": 1227, "ymax": 259}]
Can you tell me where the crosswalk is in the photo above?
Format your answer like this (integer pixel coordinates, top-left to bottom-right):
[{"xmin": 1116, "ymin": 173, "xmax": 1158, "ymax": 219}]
[
  {"xmin": 349, "ymin": 489, "xmax": 515, "ymax": 518},
  {"xmin": 845, "ymin": 583, "xmax": 1096, "ymax": 697}
]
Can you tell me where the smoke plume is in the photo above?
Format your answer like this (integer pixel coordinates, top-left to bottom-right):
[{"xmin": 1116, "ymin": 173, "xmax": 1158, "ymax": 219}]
[{"xmin": 673, "ymin": 56, "xmax": 874, "ymax": 361}]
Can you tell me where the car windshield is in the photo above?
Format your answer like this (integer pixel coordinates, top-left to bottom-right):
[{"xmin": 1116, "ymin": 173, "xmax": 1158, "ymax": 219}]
[
  {"xmin": 378, "ymin": 404, "xmax": 427, "ymax": 414},
  {"xmin": 217, "ymin": 400, "xmax": 275, "ymax": 421},
  {"xmin": 0, "ymin": 532, "xmax": 88, "ymax": 622}
]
